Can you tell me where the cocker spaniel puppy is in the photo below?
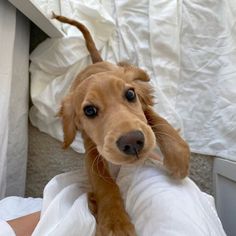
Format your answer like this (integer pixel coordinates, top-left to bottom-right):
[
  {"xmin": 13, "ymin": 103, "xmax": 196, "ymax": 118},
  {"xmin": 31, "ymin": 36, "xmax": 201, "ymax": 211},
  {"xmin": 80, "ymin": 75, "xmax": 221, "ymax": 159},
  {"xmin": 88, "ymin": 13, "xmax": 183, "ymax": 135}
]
[{"xmin": 53, "ymin": 13, "xmax": 190, "ymax": 236}]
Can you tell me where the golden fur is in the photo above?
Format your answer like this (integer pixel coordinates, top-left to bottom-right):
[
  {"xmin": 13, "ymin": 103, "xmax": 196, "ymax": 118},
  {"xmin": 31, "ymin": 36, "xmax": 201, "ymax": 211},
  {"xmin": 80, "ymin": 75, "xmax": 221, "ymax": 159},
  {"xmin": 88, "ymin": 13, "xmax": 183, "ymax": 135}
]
[{"xmin": 53, "ymin": 14, "xmax": 190, "ymax": 236}]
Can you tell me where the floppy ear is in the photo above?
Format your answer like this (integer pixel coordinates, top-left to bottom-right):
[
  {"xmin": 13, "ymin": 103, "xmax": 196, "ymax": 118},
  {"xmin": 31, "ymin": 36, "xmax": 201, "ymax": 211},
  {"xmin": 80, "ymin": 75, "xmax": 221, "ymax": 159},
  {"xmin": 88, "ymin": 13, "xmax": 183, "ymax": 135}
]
[
  {"xmin": 59, "ymin": 94, "xmax": 77, "ymax": 149},
  {"xmin": 144, "ymin": 106, "xmax": 190, "ymax": 179}
]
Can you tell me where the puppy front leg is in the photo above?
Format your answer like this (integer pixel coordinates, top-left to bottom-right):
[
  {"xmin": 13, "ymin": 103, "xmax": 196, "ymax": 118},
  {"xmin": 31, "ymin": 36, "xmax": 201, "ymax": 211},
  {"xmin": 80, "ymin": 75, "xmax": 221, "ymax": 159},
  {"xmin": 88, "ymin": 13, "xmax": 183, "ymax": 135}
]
[
  {"xmin": 145, "ymin": 106, "xmax": 190, "ymax": 179},
  {"xmin": 84, "ymin": 135, "xmax": 136, "ymax": 236}
]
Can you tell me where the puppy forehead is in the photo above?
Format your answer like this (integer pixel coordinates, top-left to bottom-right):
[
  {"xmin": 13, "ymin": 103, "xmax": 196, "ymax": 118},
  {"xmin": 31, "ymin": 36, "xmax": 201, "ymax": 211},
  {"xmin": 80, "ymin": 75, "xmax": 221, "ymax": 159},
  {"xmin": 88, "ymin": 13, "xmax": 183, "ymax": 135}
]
[{"xmin": 83, "ymin": 75, "xmax": 128, "ymax": 97}]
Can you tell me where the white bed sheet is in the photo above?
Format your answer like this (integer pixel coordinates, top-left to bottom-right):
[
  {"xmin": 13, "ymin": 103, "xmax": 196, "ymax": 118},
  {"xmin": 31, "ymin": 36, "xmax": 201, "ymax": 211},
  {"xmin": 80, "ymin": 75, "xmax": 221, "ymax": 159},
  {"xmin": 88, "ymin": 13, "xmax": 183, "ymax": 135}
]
[
  {"xmin": 29, "ymin": 0, "xmax": 236, "ymax": 161},
  {"xmin": 175, "ymin": 0, "xmax": 236, "ymax": 160}
]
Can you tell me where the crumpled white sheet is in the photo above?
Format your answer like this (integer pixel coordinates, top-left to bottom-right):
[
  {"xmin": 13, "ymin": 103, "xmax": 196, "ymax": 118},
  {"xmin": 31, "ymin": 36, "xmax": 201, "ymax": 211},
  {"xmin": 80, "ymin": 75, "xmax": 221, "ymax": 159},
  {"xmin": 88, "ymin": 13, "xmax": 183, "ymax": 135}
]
[
  {"xmin": 30, "ymin": 0, "xmax": 236, "ymax": 160},
  {"xmin": 0, "ymin": 161, "xmax": 226, "ymax": 236},
  {"xmin": 0, "ymin": 197, "xmax": 42, "ymax": 221},
  {"xmin": 176, "ymin": 0, "xmax": 236, "ymax": 160},
  {"xmin": 0, "ymin": 197, "xmax": 42, "ymax": 236}
]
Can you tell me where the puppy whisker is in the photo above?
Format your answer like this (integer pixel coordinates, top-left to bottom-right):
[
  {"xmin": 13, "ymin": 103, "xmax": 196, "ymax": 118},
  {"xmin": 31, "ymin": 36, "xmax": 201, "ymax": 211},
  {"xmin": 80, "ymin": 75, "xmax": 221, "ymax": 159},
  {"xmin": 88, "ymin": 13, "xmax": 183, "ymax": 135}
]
[
  {"xmin": 90, "ymin": 153, "xmax": 114, "ymax": 185},
  {"xmin": 87, "ymin": 146, "xmax": 97, "ymax": 156},
  {"xmin": 134, "ymin": 148, "xmax": 139, "ymax": 159}
]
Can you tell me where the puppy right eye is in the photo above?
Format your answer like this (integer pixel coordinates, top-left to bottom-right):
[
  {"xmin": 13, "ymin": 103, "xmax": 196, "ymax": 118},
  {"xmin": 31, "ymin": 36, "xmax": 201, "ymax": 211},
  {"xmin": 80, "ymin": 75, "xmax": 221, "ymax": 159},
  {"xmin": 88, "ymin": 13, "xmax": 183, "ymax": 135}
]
[
  {"xmin": 83, "ymin": 105, "xmax": 98, "ymax": 118},
  {"xmin": 125, "ymin": 88, "xmax": 136, "ymax": 102}
]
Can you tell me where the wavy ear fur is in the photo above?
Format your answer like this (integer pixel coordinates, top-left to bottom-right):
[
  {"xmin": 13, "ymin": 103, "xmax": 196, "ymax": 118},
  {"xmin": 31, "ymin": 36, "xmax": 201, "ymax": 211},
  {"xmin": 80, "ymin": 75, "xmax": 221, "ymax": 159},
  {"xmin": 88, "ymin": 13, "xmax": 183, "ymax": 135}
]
[
  {"xmin": 59, "ymin": 94, "xmax": 77, "ymax": 149},
  {"xmin": 144, "ymin": 105, "xmax": 190, "ymax": 178}
]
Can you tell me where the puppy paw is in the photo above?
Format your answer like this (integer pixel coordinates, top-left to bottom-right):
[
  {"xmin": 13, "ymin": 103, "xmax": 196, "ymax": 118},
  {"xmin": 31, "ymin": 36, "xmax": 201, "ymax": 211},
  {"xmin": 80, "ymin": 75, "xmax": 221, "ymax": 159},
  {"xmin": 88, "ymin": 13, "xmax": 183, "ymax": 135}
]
[
  {"xmin": 165, "ymin": 159, "xmax": 189, "ymax": 179},
  {"xmin": 164, "ymin": 144, "xmax": 190, "ymax": 179}
]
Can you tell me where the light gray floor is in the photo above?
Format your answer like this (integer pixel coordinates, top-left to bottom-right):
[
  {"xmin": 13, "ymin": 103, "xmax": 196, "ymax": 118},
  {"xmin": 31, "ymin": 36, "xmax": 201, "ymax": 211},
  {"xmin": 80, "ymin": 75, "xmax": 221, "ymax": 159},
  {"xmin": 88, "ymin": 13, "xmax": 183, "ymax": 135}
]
[{"xmin": 26, "ymin": 123, "xmax": 85, "ymax": 197}]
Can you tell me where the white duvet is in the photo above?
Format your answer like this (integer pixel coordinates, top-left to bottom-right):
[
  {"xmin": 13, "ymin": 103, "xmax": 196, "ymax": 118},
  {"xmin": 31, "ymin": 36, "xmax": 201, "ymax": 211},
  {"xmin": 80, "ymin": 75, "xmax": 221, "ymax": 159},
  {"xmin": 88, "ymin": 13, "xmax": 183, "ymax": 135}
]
[
  {"xmin": 29, "ymin": 0, "xmax": 236, "ymax": 161},
  {"xmin": 0, "ymin": 161, "xmax": 226, "ymax": 236}
]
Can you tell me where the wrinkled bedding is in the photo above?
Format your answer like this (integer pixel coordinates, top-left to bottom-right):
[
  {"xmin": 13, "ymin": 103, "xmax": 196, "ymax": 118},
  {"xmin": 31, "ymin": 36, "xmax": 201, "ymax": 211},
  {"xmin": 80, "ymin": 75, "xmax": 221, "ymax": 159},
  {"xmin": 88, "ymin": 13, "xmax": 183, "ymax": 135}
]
[{"xmin": 30, "ymin": 0, "xmax": 236, "ymax": 160}]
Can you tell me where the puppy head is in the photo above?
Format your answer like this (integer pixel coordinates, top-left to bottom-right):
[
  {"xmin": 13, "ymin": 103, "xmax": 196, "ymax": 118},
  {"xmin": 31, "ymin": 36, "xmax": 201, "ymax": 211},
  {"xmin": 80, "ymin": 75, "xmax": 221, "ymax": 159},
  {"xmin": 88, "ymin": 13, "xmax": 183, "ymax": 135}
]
[{"xmin": 60, "ymin": 62, "xmax": 156, "ymax": 164}]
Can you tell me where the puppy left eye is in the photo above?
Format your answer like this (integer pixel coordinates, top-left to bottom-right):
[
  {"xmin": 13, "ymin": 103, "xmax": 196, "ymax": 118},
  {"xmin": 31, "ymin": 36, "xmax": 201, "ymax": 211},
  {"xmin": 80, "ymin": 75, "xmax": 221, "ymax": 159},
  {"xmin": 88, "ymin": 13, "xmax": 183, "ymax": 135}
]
[
  {"xmin": 125, "ymin": 88, "xmax": 136, "ymax": 102},
  {"xmin": 83, "ymin": 105, "xmax": 98, "ymax": 118}
]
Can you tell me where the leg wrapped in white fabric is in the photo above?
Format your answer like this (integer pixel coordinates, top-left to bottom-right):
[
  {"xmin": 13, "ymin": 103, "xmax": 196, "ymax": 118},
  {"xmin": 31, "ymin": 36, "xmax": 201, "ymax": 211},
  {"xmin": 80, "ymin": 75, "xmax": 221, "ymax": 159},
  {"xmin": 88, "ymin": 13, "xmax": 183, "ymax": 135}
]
[{"xmin": 28, "ymin": 161, "xmax": 226, "ymax": 236}]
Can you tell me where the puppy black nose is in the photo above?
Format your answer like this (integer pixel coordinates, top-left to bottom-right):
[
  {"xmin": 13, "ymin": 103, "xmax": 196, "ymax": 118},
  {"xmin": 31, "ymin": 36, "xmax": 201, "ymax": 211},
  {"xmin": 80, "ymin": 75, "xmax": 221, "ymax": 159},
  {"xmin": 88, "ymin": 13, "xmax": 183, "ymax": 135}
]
[{"xmin": 116, "ymin": 131, "xmax": 144, "ymax": 155}]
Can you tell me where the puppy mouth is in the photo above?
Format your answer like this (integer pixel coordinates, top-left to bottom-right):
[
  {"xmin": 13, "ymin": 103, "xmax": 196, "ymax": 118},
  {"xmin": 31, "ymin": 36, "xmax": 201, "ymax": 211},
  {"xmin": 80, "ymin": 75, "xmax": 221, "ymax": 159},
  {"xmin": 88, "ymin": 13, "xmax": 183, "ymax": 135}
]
[{"xmin": 100, "ymin": 146, "xmax": 155, "ymax": 165}]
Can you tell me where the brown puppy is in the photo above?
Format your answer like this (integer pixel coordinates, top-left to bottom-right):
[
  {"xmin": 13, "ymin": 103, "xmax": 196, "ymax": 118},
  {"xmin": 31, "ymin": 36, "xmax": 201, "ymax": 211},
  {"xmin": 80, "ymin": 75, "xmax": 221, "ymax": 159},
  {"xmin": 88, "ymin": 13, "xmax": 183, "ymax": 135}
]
[{"xmin": 53, "ymin": 14, "xmax": 190, "ymax": 236}]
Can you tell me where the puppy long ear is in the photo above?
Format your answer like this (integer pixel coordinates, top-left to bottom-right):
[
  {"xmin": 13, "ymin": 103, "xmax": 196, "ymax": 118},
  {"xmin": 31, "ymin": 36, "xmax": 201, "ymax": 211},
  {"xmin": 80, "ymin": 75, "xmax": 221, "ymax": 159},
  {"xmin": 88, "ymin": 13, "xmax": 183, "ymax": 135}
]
[
  {"xmin": 145, "ymin": 106, "xmax": 190, "ymax": 179},
  {"xmin": 59, "ymin": 94, "xmax": 77, "ymax": 149}
]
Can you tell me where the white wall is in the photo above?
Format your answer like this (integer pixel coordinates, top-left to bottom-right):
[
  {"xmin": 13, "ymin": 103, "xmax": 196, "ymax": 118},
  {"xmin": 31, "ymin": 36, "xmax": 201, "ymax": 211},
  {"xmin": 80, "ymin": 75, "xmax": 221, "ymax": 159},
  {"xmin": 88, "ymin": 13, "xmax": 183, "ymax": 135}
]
[{"xmin": 0, "ymin": 0, "xmax": 29, "ymax": 198}]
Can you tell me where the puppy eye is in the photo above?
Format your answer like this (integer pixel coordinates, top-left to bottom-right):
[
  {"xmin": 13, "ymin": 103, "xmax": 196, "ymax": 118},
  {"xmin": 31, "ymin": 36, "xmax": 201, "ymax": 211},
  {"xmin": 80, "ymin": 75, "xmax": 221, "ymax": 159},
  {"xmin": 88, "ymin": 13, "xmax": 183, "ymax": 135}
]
[
  {"xmin": 125, "ymin": 88, "xmax": 136, "ymax": 102},
  {"xmin": 83, "ymin": 105, "xmax": 98, "ymax": 118}
]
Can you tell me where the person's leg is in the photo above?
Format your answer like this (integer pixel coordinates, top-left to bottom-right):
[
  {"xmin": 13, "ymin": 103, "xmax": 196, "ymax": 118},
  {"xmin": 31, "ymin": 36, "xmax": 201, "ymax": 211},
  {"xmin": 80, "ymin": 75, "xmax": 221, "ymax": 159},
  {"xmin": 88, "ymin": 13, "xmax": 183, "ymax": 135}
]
[{"xmin": 7, "ymin": 211, "xmax": 40, "ymax": 236}]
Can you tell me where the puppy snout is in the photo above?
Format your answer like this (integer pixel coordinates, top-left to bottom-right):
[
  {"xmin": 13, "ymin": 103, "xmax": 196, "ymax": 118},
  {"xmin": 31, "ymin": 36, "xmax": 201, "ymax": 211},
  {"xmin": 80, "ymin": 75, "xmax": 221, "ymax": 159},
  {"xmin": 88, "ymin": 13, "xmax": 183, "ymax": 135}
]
[{"xmin": 116, "ymin": 130, "xmax": 145, "ymax": 155}]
